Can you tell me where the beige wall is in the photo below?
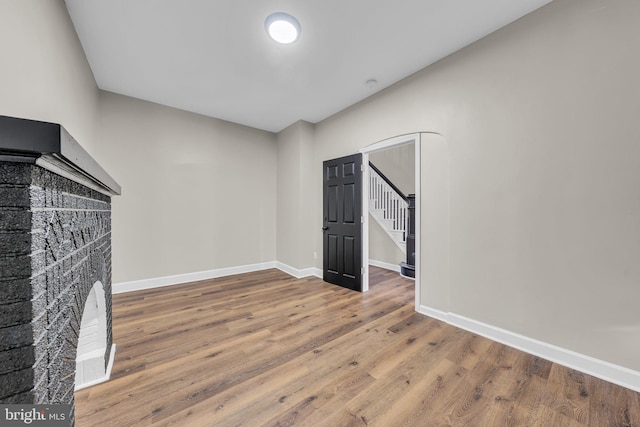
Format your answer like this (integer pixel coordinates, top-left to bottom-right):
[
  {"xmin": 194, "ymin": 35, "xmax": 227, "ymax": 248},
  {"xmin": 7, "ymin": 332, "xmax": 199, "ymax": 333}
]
[
  {"xmin": 276, "ymin": 120, "xmax": 316, "ymax": 270},
  {"xmin": 0, "ymin": 0, "xmax": 99, "ymax": 156},
  {"xmin": 368, "ymin": 216, "xmax": 405, "ymax": 266},
  {"xmin": 95, "ymin": 92, "xmax": 277, "ymax": 283},
  {"xmin": 419, "ymin": 133, "xmax": 450, "ymax": 313},
  {"xmin": 369, "ymin": 143, "xmax": 415, "ymax": 195},
  {"xmin": 309, "ymin": 0, "xmax": 640, "ymax": 371}
]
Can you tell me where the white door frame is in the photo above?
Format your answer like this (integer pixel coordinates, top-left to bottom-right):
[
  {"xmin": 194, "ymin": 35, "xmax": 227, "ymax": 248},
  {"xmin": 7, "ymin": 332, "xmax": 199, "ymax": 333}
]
[{"xmin": 360, "ymin": 133, "xmax": 421, "ymax": 310}]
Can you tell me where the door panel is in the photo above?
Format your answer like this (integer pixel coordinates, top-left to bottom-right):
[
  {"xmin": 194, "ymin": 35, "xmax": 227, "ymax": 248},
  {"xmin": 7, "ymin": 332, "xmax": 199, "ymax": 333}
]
[
  {"xmin": 343, "ymin": 183, "xmax": 355, "ymax": 223},
  {"xmin": 323, "ymin": 153, "xmax": 362, "ymax": 291},
  {"xmin": 328, "ymin": 185, "xmax": 338, "ymax": 222},
  {"xmin": 343, "ymin": 236, "xmax": 356, "ymax": 278},
  {"xmin": 343, "ymin": 161, "xmax": 356, "ymax": 176},
  {"xmin": 328, "ymin": 235, "xmax": 339, "ymax": 273}
]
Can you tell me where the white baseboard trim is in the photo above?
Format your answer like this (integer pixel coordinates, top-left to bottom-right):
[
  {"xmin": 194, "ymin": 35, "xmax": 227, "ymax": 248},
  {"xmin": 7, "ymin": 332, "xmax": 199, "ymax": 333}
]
[
  {"xmin": 112, "ymin": 261, "xmax": 326, "ymax": 294},
  {"xmin": 276, "ymin": 262, "xmax": 322, "ymax": 279},
  {"xmin": 417, "ymin": 305, "xmax": 449, "ymax": 323},
  {"xmin": 417, "ymin": 305, "xmax": 640, "ymax": 393},
  {"xmin": 369, "ymin": 259, "xmax": 401, "ymax": 273},
  {"xmin": 74, "ymin": 344, "xmax": 116, "ymax": 391},
  {"xmin": 112, "ymin": 262, "xmax": 277, "ymax": 294}
]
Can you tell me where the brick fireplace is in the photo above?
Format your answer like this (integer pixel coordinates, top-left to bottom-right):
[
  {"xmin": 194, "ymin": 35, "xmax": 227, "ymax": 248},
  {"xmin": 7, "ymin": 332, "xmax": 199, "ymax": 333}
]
[{"xmin": 0, "ymin": 116, "xmax": 120, "ymax": 424}]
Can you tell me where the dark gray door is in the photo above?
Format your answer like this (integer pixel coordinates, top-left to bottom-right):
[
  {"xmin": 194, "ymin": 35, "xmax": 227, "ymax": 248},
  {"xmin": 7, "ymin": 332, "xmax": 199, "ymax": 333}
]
[{"xmin": 322, "ymin": 153, "xmax": 362, "ymax": 291}]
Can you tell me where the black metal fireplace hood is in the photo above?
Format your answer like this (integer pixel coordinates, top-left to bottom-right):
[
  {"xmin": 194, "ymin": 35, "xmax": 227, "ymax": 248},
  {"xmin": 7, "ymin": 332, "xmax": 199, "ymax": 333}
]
[{"xmin": 0, "ymin": 115, "xmax": 121, "ymax": 196}]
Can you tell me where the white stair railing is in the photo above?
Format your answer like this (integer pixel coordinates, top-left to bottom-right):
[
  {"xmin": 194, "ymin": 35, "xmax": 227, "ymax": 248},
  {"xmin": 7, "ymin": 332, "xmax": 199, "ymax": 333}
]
[{"xmin": 369, "ymin": 163, "xmax": 408, "ymax": 253}]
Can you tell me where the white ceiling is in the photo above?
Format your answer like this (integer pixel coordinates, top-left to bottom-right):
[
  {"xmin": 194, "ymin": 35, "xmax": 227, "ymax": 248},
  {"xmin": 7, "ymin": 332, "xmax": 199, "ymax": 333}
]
[{"xmin": 64, "ymin": 0, "xmax": 552, "ymax": 133}]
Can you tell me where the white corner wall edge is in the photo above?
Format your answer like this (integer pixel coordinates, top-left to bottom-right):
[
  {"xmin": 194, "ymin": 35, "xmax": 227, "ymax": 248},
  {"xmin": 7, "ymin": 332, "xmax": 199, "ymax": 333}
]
[
  {"xmin": 369, "ymin": 259, "xmax": 401, "ymax": 273},
  {"xmin": 418, "ymin": 305, "xmax": 640, "ymax": 393},
  {"xmin": 112, "ymin": 262, "xmax": 278, "ymax": 294},
  {"xmin": 275, "ymin": 261, "xmax": 322, "ymax": 279},
  {"xmin": 74, "ymin": 344, "xmax": 116, "ymax": 392}
]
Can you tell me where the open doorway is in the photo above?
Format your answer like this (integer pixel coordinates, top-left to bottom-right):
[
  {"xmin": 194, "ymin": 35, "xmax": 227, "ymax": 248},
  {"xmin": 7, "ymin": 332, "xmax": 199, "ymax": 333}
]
[
  {"xmin": 368, "ymin": 142, "xmax": 416, "ymax": 277},
  {"xmin": 361, "ymin": 132, "xmax": 450, "ymax": 314},
  {"xmin": 361, "ymin": 134, "xmax": 421, "ymax": 309}
]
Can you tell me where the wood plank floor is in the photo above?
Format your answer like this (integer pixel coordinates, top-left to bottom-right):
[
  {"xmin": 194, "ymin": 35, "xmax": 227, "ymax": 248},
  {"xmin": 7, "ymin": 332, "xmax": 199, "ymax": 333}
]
[{"xmin": 76, "ymin": 267, "xmax": 640, "ymax": 426}]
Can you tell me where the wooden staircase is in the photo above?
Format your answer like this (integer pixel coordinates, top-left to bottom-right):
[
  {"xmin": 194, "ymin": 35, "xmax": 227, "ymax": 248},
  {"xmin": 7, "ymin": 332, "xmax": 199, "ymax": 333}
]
[{"xmin": 368, "ymin": 162, "xmax": 415, "ymax": 277}]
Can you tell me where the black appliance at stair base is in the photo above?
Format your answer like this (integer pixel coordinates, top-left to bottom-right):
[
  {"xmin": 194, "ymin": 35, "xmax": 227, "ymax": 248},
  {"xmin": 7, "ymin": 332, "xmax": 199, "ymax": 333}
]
[{"xmin": 400, "ymin": 194, "xmax": 416, "ymax": 278}]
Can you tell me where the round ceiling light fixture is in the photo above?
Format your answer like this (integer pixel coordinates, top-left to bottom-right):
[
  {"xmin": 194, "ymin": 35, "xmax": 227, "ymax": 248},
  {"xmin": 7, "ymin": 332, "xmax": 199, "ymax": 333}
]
[{"xmin": 265, "ymin": 12, "xmax": 301, "ymax": 44}]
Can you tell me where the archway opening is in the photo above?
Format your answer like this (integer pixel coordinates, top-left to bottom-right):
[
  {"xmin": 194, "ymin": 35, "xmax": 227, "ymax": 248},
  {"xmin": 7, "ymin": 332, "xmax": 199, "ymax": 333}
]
[{"xmin": 75, "ymin": 281, "xmax": 110, "ymax": 390}]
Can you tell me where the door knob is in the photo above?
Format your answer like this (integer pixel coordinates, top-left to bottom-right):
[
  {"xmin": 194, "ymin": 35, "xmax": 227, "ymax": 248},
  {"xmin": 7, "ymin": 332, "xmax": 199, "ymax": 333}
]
[{"xmin": 322, "ymin": 226, "xmax": 328, "ymax": 231}]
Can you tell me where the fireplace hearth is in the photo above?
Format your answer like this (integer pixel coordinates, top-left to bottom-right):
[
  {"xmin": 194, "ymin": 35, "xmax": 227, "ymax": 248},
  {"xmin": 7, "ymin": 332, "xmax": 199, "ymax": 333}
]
[{"xmin": 0, "ymin": 115, "xmax": 120, "ymax": 425}]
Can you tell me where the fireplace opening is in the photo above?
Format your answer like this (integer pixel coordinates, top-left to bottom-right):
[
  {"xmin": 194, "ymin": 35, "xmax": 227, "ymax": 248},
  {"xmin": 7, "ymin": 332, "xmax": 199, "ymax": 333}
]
[{"xmin": 75, "ymin": 282, "xmax": 115, "ymax": 391}]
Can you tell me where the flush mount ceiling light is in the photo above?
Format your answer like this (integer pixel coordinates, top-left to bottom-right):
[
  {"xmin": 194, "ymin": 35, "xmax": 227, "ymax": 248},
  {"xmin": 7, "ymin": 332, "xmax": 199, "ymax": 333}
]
[{"xmin": 265, "ymin": 12, "xmax": 301, "ymax": 44}]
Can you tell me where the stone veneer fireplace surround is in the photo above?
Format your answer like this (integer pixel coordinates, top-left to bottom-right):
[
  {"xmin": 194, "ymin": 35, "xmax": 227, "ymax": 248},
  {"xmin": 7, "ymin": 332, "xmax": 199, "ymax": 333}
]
[{"xmin": 0, "ymin": 115, "xmax": 120, "ymax": 424}]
